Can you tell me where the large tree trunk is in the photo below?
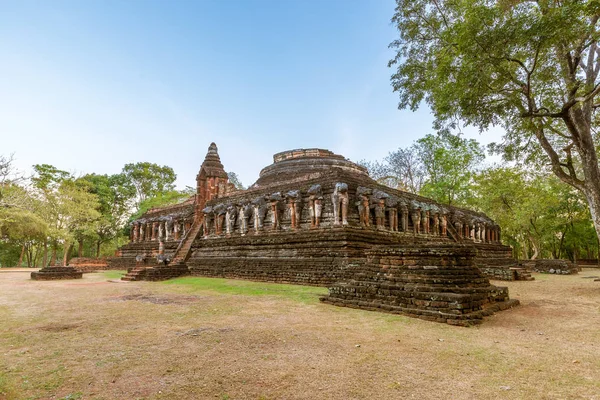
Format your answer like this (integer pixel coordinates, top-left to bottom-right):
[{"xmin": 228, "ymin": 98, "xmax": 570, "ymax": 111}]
[
  {"xmin": 63, "ymin": 242, "xmax": 72, "ymax": 266},
  {"xmin": 32, "ymin": 246, "xmax": 39, "ymax": 267},
  {"xmin": 96, "ymin": 241, "xmax": 101, "ymax": 258},
  {"xmin": 583, "ymin": 185, "xmax": 600, "ymax": 262},
  {"xmin": 25, "ymin": 244, "xmax": 32, "ymax": 268},
  {"xmin": 49, "ymin": 245, "xmax": 57, "ymax": 267},
  {"xmin": 528, "ymin": 234, "xmax": 539, "ymax": 260},
  {"xmin": 78, "ymin": 240, "xmax": 83, "ymax": 258},
  {"xmin": 18, "ymin": 244, "xmax": 25, "ymax": 267},
  {"xmin": 42, "ymin": 237, "xmax": 48, "ymax": 268}
]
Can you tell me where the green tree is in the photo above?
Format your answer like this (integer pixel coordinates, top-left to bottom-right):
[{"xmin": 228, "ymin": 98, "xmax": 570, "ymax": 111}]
[
  {"xmin": 390, "ymin": 0, "xmax": 600, "ymax": 249},
  {"xmin": 359, "ymin": 146, "xmax": 426, "ymax": 193},
  {"xmin": 416, "ymin": 132, "xmax": 485, "ymax": 205},
  {"xmin": 79, "ymin": 173, "xmax": 135, "ymax": 256},
  {"xmin": 122, "ymin": 162, "xmax": 176, "ymax": 208},
  {"xmin": 227, "ymin": 172, "xmax": 245, "ymax": 190},
  {"xmin": 360, "ymin": 133, "xmax": 484, "ymax": 205},
  {"xmin": 32, "ymin": 165, "xmax": 100, "ymax": 266},
  {"xmin": 470, "ymin": 167, "xmax": 554, "ymax": 259},
  {"xmin": 470, "ymin": 166, "xmax": 598, "ymax": 260},
  {"xmin": 130, "ymin": 189, "xmax": 194, "ymax": 223}
]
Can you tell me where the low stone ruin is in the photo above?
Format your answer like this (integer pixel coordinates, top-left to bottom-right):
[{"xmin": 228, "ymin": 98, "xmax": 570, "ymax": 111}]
[
  {"xmin": 524, "ymin": 259, "xmax": 580, "ymax": 275},
  {"xmin": 68, "ymin": 257, "xmax": 111, "ymax": 273},
  {"xmin": 31, "ymin": 266, "xmax": 83, "ymax": 280}
]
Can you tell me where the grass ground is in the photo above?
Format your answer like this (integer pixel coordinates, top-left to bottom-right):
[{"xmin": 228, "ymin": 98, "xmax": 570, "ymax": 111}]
[{"xmin": 1, "ymin": 268, "xmax": 599, "ymax": 400}]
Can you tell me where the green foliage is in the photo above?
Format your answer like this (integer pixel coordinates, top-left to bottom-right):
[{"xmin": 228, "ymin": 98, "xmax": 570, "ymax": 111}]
[
  {"xmin": 102, "ymin": 270, "xmax": 126, "ymax": 279},
  {"xmin": 0, "ymin": 241, "xmax": 22, "ymax": 267},
  {"xmin": 130, "ymin": 190, "xmax": 193, "ymax": 222},
  {"xmin": 361, "ymin": 132, "xmax": 484, "ymax": 205},
  {"xmin": 78, "ymin": 173, "xmax": 135, "ymax": 256},
  {"xmin": 390, "ymin": 0, "xmax": 597, "ymax": 132},
  {"xmin": 416, "ymin": 132, "xmax": 485, "ymax": 205},
  {"xmin": 1, "ymin": 154, "xmax": 190, "ymax": 263},
  {"xmin": 470, "ymin": 165, "xmax": 598, "ymax": 260},
  {"xmin": 227, "ymin": 171, "xmax": 245, "ymax": 190},
  {"xmin": 122, "ymin": 162, "xmax": 177, "ymax": 207},
  {"xmin": 390, "ymin": 0, "xmax": 600, "ymax": 244},
  {"xmin": 362, "ymin": 137, "xmax": 598, "ymax": 260}
]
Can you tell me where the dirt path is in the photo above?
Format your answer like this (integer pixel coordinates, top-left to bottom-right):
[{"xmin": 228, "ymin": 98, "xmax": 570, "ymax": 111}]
[{"xmin": 1, "ymin": 270, "xmax": 599, "ymax": 400}]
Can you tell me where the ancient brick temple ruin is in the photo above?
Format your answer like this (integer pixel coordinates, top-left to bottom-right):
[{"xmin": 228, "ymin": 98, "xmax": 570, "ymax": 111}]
[{"xmin": 115, "ymin": 143, "xmax": 522, "ymax": 325}]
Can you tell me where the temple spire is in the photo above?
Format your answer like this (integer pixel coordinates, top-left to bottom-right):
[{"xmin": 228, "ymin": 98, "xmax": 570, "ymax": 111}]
[{"xmin": 195, "ymin": 142, "xmax": 229, "ymax": 218}]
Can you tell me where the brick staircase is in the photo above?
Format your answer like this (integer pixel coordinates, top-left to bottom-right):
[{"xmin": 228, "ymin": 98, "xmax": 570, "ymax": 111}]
[
  {"xmin": 445, "ymin": 223, "xmax": 461, "ymax": 242},
  {"xmin": 120, "ymin": 221, "xmax": 202, "ymax": 282},
  {"xmin": 171, "ymin": 220, "xmax": 202, "ymax": 264},
  {"xmin": 121, "ymin": 264, "xmax": 150, "ymax": 281},
  {"xmin": 511, "ymin": 267, "xmax": 534, "ymax": 280}
]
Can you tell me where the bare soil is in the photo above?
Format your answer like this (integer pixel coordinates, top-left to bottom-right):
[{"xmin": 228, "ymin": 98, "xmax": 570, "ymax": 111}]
[{"xmin": 1, "ymin": 269, "xmax": 599, "ymax": 400}]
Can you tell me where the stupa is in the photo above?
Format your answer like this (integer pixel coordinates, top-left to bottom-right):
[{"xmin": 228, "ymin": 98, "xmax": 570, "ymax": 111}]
[{"xmin": 114, "ymin": 143, "xmax": 522, "ymax": 325}]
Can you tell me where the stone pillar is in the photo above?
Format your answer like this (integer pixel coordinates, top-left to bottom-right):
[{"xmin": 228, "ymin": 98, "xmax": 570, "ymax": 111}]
[
  {"xmin": 308, "ymin": 185, "xmax": 323, "ymax": 229},
  {"xmin": 388, "ymin": 207, "xmax": 398, "ymax": 232},
  {"xmin": 226, "ymin": 205, "xmax": 238, "ymax": 237},
  {"xmin": 132, "ymin": 223, "xmax": 139, "ymax": 242},
  {"xmin": 173, "ymin": 220, "xmax": 180, "ymax": 240},
  {"xmin": 375, "ymin": 198, "xmax": 386, "ymax": 230},
  {"xmin": 432, "ymin": 213, "xmax": 439, "ymax": 236},
  {"xmin": 158, "ymin": 222, "xmax": 164, "ymax": 241},
  {"xmin": 401, "ymin": 204, "xmax": 409, "ymax": 232},
  {"xmin": 150, "ymin": 222, "xmax": 157, "ymax": 241},
  {"xmin": 422, "ymin": 210, "xmax": 430, "ymax": 234},
  {"xmin": 440, "ymin": 214, "xmax": 447, "ymax": 237},
  {"xmin": 332, "ymin": 183, "xmax": 349, "ymax": 226},
  {"xmin": 287, "ymin": 195, "xmax": 303, "ymax": 230},
  {"xmin": 215, "ymin": 214, "xmax": 224, "ymax": 235},
  {"xmin": 240, "ymin": 204, "xmax": 251, "ymax": 235},
  {"xmin": 139, "ymin": 224, "xmax": 145, "ymax": 242},
  {"xmin": 358, "ymin": 194, "xmax": 371, "ymax": 227},
  {"xmin": 146, "ymin": 222, "xmax": 152, "ymax": 241},
  {"xmin": 269, "ymin": 193, "xmax": 283, "ymax": 231},
  {"xmin": 411, "ymin": 208, "xmax": 421, "ymax": 235},
  {"xmin": 254, "ymin": 206, "xmax": 260, "ymax": 234},
  {"xmin": 202, "ymin": 207, "xmax": 212, "ymax": 239}
]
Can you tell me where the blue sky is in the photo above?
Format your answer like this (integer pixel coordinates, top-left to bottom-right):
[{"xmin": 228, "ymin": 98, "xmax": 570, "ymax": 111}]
[{"xmin": 0, "ymin": 0, "xmax": 502, "ymax": 188}]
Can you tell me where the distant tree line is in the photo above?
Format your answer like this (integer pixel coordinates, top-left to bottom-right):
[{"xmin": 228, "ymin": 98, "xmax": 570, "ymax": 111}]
[
  {"xmin": 0, "ymin": 157, "xmax": 193, "ymax": 267},
  {"xmin": 360, "ymin": 132, "xmax": 599, "ymax": 262}
]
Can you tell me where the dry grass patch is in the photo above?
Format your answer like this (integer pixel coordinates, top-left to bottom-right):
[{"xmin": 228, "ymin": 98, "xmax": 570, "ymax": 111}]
[{"xmin": 0, "ymin": 269, "xmax": 599, "ymax": 399}]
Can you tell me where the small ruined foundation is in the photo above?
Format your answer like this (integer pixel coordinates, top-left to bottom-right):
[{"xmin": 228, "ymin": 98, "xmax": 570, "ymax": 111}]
[
  {"xmin": 522, "ymin": 259, "xmax": 580, "ymax": 275},
  {"xmin": 113, "ymin": 143, "xmax": 522, "ymax": 325},
  {"xmin": 31, "ymin": 266, "xmax": 83, "ymax": 280},
  {"xmin": 68, "ymin": 257, "xmax": 111, "ymax": 273}
]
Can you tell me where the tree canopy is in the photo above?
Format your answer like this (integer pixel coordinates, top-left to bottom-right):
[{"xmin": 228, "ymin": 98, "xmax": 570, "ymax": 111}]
[
  {"xmin": 122, "ymin": 162, "xmax": 177, "ymax": 208},
  {"xmin": 0, "ymin": 156, "xmax": 197, "ymax": 267},
  {"xmin": 390, "ymin": 0, "xmax": 600, "ymax": 245}
]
